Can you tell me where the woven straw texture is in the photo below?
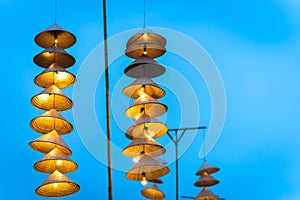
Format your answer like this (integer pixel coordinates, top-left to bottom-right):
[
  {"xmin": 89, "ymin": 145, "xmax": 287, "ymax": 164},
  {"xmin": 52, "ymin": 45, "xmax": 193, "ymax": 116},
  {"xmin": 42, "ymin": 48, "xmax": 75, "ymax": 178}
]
[
  {"xmin": 126, "ymin": 42, "xmax": 166, "ymax": 59},
  {"xmin": 196, "ymin": 161, "xmax": 220, "ymax": 176},
  {"xmin": 30, "ymin": 109, "xmax": 73, "ymax": 134},
  {"xmin": 35, "ymin": 24, "xmax": 76, "ymax": 49},
  {"xmin": 31, "ymin": 85, "xmax": 73, "ymax": 111},
  {"xmin": 141, "ymin": 184, "xmax": 166, "ymax": 200},
  {"xmin": 35, "ymin": 170, "xmax": 80, "ymax": 197},
  {"xmin": 194, "ymin": 187, "xmax": 219, "ymax": 200},
  {"xmin": 126, "ymin": 27, "xmax": 166, "ymax": 47},
  {"xmin": 29, "ymin": 130, "xmax": 72, "ymax": 155},
  {"xmin": 124, "ymin": 55, "xmax": 166, "ymax": 78},
  {"xmin": 33, "ymin": 46, "xmax": 75, "ymax": 68},
  {"xmin": 194, "ymin": 172, "xmax": 219, "ymax": 187},
  {"xmin": 34, "ymin": 63, "xmax": 76, "ymax": 88}
]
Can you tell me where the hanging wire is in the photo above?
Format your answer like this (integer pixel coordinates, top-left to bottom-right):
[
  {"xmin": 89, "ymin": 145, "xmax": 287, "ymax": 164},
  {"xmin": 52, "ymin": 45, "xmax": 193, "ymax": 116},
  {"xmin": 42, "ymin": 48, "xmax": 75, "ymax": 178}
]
[
  {"xmin": 54, "ymin": 0, "xmax": 57, "ymax": 24},
  {"xmin": 143, "ymin": 0, "xmax": 146, "ymax": 27},
  {"xmin": 202, "ymin": 128, "xmax": 206, "ymax": 161}
]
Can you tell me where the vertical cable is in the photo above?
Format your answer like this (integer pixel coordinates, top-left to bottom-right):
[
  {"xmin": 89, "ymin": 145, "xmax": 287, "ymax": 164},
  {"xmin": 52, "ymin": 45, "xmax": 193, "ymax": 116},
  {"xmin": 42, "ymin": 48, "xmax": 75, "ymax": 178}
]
[
  {"xmin": 102, "ymin": 0, "xmax": 113, "ymax": 199},
  {"xmin": 143, "ymin": 0, "xmax": 146, "ymax": 27},
  {"xmin": 54, "ymin": 0, "xmax": 57, "ymax": 24},
  {"xmin": 202, "ymin": 129, "xmax": 206, "ymax": 161}
]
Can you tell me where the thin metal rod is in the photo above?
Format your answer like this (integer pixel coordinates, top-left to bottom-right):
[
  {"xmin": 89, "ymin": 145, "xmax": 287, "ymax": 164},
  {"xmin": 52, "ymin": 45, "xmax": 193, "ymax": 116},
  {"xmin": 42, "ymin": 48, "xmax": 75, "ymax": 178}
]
[
  {"xmin": 54, "ymin": 0, "xmax": 57, "ymax": 23},
  {"xmin": 168, "ymin": 126, "xmax": 206, "ymax": 131},
  {"xmin": 175, "ymin": 130, "xmax": 179, "ymax": 200},
  {"xmin": 143, "ymin": 0, "xmax": 146, "ymax": 27},
  {"xmin": 102, "ymin": 0, "xmax": 113, "ymax": 199}
]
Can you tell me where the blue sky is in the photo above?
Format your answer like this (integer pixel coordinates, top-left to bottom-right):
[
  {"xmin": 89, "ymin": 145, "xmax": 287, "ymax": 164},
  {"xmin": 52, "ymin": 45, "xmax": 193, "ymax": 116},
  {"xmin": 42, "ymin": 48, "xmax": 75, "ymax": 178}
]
[{"xmin": 1, "ymin": 0, "xmax": 300, "ymax": 199}]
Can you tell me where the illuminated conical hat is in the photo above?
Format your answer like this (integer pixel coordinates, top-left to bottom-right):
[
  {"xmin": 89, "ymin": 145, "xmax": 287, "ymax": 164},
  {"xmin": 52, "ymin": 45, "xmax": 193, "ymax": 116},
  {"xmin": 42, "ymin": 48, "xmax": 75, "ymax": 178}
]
[
  {"xmin": 31, "ymin": 85, "xmax": 73, "ymax": 111},
  {"xmin": 35, "ymin": 23, "xmax": 76, "ymax": 48},
  {"xmin": 34, "ymin": 63, "xmax": 76, "ymax": 88},
  {"xmin": 126, "ymin": 154, "xmax": 170, "ymax": 181},
  {"xmin": 29, "ymin": 130, "xmax": 72, "ymax": 155},
  {"xmin": 196, "ymin": 161, "xmax": 220, "ymax": 176},
  {"xmin": 33, "ymin": 46, "xmax": 75, "ymax": 68},
  {"xmin": 123, "ymin": 77, "xmax": 165, "ymax": 98},
  {"xmin": 125, "ymin": 95, "xmax": 167, "ymax": 118},
  {"xmin": 34, "ymin": 148, "xmax": 78, "ymax": 174},
  {"xmin": 124, "ymin": 55, "xmax": 166, "ymax": 78},
  {"xmin": 125, "ymin": 114, "xmax": 167, "ymax": 140},
  {"xmin": 122, "ymin": 137, "xmax": 166, "ymax": 157},
  {"xmin": 126, "ymin": 28, "xmax": 166, "ymax": 59},
  {"xmin": 35, "ymin": 170, "xmax": 80, "ymax": 197},
  {"xmin": 194, "ymin": 172, "xmax": 219, "ymax": 187},
  {"xmin": 194, "ymin": 187, "xmax": 219, "ymax": 200},
  {"xmin": 141, "ymin": 184, "xmax": 166, "ymax": 199},
  {"xmin": 30, "ymin": 109, "xmax": 73, "ymax": 134}
]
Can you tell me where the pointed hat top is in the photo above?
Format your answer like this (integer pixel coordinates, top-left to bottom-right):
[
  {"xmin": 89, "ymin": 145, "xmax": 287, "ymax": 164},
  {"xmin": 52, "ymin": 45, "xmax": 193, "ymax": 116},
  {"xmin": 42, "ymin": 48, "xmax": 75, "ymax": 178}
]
[
  {"xmin": 196, "ymin": 161, "xmax": 220, "ymax": 176},
  {"xmin": 194, "ymin": 187, "xmax": 219, "ymax": 200}
]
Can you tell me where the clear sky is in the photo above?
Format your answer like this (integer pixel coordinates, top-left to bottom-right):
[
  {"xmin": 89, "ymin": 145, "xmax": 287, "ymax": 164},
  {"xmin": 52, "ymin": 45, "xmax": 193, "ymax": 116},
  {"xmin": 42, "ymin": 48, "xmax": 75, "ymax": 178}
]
[{"xmin": 1, "ymin": 0, "xmax": 300, "ymax": 199}]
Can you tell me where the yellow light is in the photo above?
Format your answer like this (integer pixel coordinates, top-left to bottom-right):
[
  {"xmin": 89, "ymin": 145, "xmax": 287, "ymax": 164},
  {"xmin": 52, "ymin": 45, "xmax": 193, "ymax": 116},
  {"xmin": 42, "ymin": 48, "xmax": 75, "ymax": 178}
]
[
  {"xmin": 38, "ymin": 94, "xmax": 49, "ymax": 101},
  {"xmin": 141, "ymin": 176, "xmax": 148, "ymax": 186},
  {"xmin": 139, "ymin": 93, "xmax": 148, "ymax": 102},
  {"xmin": 135, "ymin": 112, "xmax": 142, "ymax": 120},
  {"xmin": 132, "ymin": 156, "xmax": 141, "ymax": 163},
  {"xmin": 56, "ymin": 160, "xmax": 62, "ymax": 165},
  {"xmin": 143, "ymin": 50, "xmax": 147, "ymax": 55},
  {"xmin": 138, "ymin": 87, "xmax": 145, "ymax": 96},
  {"xmin": 54, "ymin": 38, "xmax": 58, "ymax": 44},
  {"xmin": 53, "ymin": 183, "xmax": 58, "ymax": 188},
  {"xmin": 56, "ymin": 72, "xmax": 68, "ymax": 80}
]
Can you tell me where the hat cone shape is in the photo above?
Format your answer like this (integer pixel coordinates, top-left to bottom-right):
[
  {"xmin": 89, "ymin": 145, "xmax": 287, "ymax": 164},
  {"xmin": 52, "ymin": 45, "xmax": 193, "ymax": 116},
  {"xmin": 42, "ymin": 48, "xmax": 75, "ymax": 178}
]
[
  {"xmin": 126, "ymin": 114, "xmax": 168, "ymax": 140},
  {"xmin": 141, "ymin": 184, "xmax": 166, "ymax": 200},
  {"xmin": 31, "ymin": 85, "xmax": 73, "ymax": 111},
  {"xmin": 35, "ymin": 170, "xmax": 80, "ymax": 197},
  {"xmin": 125, "ymin": 94, "xmax": 167, "ymax": 118},
  {"xmin": 33, "ymin": 46, "xmax": 75, "ymax": 68},
  {"xmin": 34, "ymin": 63, "xmax": 76, "ymax": 88},
  {"xmin": 29, "ymin": 130, "xmax": 72, "ymax": 155},
  {"xmin": 149, "ymin": 178, "xmax": 163, "ymax": 184},
  {"xmin": 34, "ymin": 148, "xmax": 78, "ymax": 174},
  {"xmin": 122, "ymin": 136, "xmax": 166, "ymax": 157},
  {"xmin": 35, "ymin": 23, "xmax": 76, "ymax": 49},
  {"xmin": 194, "ymin": 172, "xmax": 219, "ymax": 187},
  {"xmin": 126, "ymin": 154, "xmax": 170, "ymax": 181},
  {"xmin": 123, "ymin": 77, "xmax": 165, "ymax": 99},
  {"xmin": 194, "ymin": 187, "xmax": 219, "ymax": 200},
  {"xmin": 124, "ymin": 55, "xmax": 166, "ymax": 78},
  {"xmin": 196, "ymin": 161, "xmax": 220, "ymax": 176},
  {"xmin": 126, "ymin": 28, "xmax": 166, "ymax": 59},
  {"xmin": 30, "ymin": 109, "xmax": 73, "ymax": 134}
]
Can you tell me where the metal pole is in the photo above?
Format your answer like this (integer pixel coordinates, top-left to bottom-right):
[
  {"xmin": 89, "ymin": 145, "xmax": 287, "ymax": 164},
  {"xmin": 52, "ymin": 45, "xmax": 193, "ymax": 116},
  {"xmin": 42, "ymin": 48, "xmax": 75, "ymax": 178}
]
[
  {"xmin": 175, "ymin": 130, "xmax": 179, "ymax": 200},
  {"xmin": 102, "ymin": 0, "xmax": 113, "ymax": 199}
]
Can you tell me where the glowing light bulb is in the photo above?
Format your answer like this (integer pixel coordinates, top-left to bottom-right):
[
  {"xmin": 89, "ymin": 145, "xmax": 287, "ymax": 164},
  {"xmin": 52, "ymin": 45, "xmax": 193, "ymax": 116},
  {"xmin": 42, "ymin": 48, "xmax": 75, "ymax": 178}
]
[
  {"xmin": 138, "ymin": 87, "xmax": 145, "ymax": 96},
  {"xmin": 56, "ymin": 160, "xmax": 62, "ymax": 165},
  {"xmin": 38, "ymin": 94, "xmax": 49, "ymax": 101},
  {"xmin": 141, "ymin": 176, "xmax": 148, "ymax": 186},
  {"xmin": 135, "ymin": 112, "xmax": 141, "ymax": 120},
  {"xmin": 132, "ymin": 156, "xmax": 141, "ymax": 163},
  {"xmin": 143, "ymin": 50, "xmax": 147, "ymax": 55},
  {"xmin": 54, "ymin": 38, "xmax": 58, "ymax": 44},
  {"xmin": 56, "ymin": 72, "xmax": 67, "ymax": 80},
  {"xmin": 53, "ymin": 183, "xmax": 58, "ymax": 188},
  {"xmin": 139, "ymin": 93, "xmax": 148, "ymax": 101}
]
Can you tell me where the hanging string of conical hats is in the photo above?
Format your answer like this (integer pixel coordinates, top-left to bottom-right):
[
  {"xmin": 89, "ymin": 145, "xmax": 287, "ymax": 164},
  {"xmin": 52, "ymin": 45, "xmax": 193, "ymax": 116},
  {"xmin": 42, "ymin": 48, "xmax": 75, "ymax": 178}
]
[
  {"xmin": 123, "ymin": 27, "xmax": 168, "ymax": 199},
  {"xmin": 30, "ymin": 23, "xmax": 79, "ymax": 198}
]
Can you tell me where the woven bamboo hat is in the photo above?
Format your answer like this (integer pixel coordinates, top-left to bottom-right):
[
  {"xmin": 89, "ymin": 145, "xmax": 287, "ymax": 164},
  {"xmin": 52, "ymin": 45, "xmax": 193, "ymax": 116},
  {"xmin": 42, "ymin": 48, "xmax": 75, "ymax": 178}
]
[
  {"xmin": 123, "ymin": 77, "xmax": 165, "ymax": 99},
  {"xmin": 125, "ymin": 95, "xmax": 167, "ymax": 118},
  {"xmin": 34, "ymin": 148, "xmax": 78, "ymax": 174},
  {"xmin": 196, "ymin": 161, "xmax": 220, "ymax": 176},
  {"xmin": 33, "ymin": 46, "xmax": 75, "ymax": 68},
  {"xmin": 35, "ymin": 24, "xmax": 76, "ymax": 49},
  {"xmin": 149, "ymin": 178, "xmax": 163, "ymax": 184},
  {"xmin": 194, "ymin": 172, "xmax": 219, "ymax": 187},
  {"xmin": 141, "ymin": 184, "xmax": 166, "ymax": 200},
  {"xmin": 126, "ymin": 154, "xmax": 170, "ymax": 181},
  {"xmin": 126, "ymin": 28, "xmax": 166, "ymax": 59},
  {"xmin": 194, "ymin": 187, "xmax": 219, "ymax": 200},
  {"xmin": 30, "ymin": 109, "xmax": 73, "ymax": 134},
  {"xmin": 124, "ymin": 55, "xmax": 166, "ymax": 78},
  {"xmin": 31, "ymin": 85, "xmax": 73, "ymax": 111},
  {"xmin": 29, "ymin": 130, "xmax": 72, "ymax": 155},
  {"xmin": 34, "ymin": 63, "xmax": 76, "ymax": 88},
  {"xmin": 122, "ymin": 137, "xmax": 166, "ymax": 157},
  {"xmin": 35, "ymin": 170, "xmax": 80, "ymax": 197},
  {"xmin": 125, "ymin": 114, "xmax": 168, "ymax": 140}
]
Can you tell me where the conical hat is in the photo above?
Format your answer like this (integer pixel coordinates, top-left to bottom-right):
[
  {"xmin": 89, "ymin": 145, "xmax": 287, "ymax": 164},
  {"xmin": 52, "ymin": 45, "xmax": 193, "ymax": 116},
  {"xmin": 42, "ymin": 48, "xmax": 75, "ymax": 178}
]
[
  {"xmin": 29, "ymin": 130, "xmax": 72, "ymax": 155},
  {"xmin": 125, "ymin": 42, "xmax": 166, "ymax": 59},
  {"xmin": 194, "ymin": 187, "xmax": 219, "ymax": 200},
  {"xmin": 149, "ymin": 178, "xmax": 163, "ymax": 184},
  {"xmin": 34, "ymin": 63, "xmax": 76, "ymax": 88},
  {"xmin": 124, "ymin": 55, "xmax": 166, "ymax": 78},
  {"xmin": 35, "ymin": 170, "xmax": 80, "ymax": 197},
  {"xmin": 122, "ymin": 137, "xmax": 166, "ymax": 157},
  {"xmin": 125, "ymin": 114, "xmax": 168, "ymax": 139},
  {"xmin": 123, "ymin": 77, "xmax": 165, "ymax": 99},
  {"xmin": 34, "ymin": 148, "xmax": 78, "ymax": 174},
  {"xmin": 33, "ymin": 46, "xmax": 75, "ymax": 68},
  {"xmin": 196, "ymin": 161, "xmax": 220, "ymax": 176},
  {"xmin": 126, "ymin": 154, "xmax": 169, "ymax": 181},
  {"xmin": 125, "ymin": 95, "xmax": 167, "ymax": 118},
  {"xmin": 35, "ymin": 23, "xmax": 76, "ymax": 48},
  {"xmin": 194, "ymin": 172, "xmax": 219, "ymax": 187},
  {"xmin": 141, "ymin": 184, "xmax": 166, "ymax": 199},
  {"xmin": 126, "ymin": 27, "xmax": 166, "ymax": 47},
  {"xmin": 31, "ymin": 85, "xmax": 73, "ymax": 111},
  {"xmin": 30, "ymin": 109, "xmax": 73, "ymax": 134}
]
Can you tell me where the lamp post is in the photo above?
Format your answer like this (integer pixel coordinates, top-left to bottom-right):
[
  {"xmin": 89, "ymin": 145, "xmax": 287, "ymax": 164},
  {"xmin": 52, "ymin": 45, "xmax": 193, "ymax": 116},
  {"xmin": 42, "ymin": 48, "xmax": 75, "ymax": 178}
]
[{"xmin": 166, "ymin": 126, "xmax": 207, "ymax": 200}]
